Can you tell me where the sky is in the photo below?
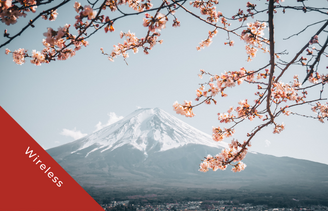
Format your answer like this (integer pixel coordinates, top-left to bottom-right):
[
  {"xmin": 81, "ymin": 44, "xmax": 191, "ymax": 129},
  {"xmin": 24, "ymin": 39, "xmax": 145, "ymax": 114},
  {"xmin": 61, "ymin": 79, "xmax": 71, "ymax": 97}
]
[{"xmin": 1, "ymin": 0, "xmax": 328, "ymax": 165}]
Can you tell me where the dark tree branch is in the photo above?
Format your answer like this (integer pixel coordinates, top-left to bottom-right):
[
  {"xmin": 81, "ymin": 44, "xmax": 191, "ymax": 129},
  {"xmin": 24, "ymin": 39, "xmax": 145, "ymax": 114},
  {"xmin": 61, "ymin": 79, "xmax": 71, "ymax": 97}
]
[
  {"xmin": 266, "ymin": 0, "xmax": 275, "ymax": 122},
  {"xmin": 276, "ymin": 5, "xmax": 328, "ymax": 15}
]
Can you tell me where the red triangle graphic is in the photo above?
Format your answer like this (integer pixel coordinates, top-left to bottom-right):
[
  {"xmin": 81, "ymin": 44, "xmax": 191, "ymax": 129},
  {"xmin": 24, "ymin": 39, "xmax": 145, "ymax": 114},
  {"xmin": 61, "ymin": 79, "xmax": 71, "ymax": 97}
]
[{"xmin": 0, "ymin": 107, "xmax": 104, "ymax": 211}]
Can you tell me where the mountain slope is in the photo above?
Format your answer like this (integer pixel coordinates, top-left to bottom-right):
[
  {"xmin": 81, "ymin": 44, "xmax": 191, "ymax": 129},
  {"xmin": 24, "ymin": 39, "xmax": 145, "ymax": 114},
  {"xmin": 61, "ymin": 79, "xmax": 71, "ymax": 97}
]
[
  {"xmin": 50, "ymin": 108, "xmax": 226, "ymax": 159},
  {"xmin": 47, "ymin": 108, "xmax": 328, "ymax": 193}
]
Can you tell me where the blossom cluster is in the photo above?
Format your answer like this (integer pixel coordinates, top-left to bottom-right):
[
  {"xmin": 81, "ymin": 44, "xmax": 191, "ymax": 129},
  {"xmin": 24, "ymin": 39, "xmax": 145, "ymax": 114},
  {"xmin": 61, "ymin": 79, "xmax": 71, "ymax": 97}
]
[
  {"xmin": 105, "ymin": 29, "xmax": 162, "ymax": 61},
  {"xmin": 215, "ymin": 99, "xmax": 262, "ymax": 126},
  {"xmin": 241, "ymin": 21, "xmax": 267, "ymax": 61},
  {"xmin": 104, "ymin": 0, "xmax": 153, "ymax": 13},
  {"xmin": 307, "ymin": 71, "xmax": 322, "ymax": 84},
  {"xmin": 1, "ymin": 1, "xmax": 26, "ymax": 25},
  {"xmin": 196, "ymin": 30, "xmax": 217, "ymax": 51},
  {"xmin": 195, "ymin": 68, "xmax": 255, "ymax": 102},
  {"xmin": 190, "ymin": 0, "xmax": 222, "ymax": 24},
  {"xmin": 1, "ymin": 0, "xmax": 58, "ymax": 27},
  {"xmin": 212, "ymin": 126, "xmax": 235, "ymax": 142},
  {"xmin": 6, "ymin": 48, "xmax": 27, "ymax": 65},
  {"xmin": 173, "ymin": 101, "xmax": 195, "ymax": 117},
  {"xmin": 271, "ymin": 80, "xmax": 308, "ymax": 105},
  {"xmin": 108, "ymin": 31, "xmax": 139, "ymax": 60},
  {"xmin": 231, "ymin": 2, "xmax": 257, "ymax": 22},
  {"xmin": 273, "ymin": 123, "xmax": 285, "ymax": 134},
  {"xmin": 312, "ymin": 102, "xmax": 328, "ymax": 123},
  {"xmin": 231, "ymin": 161, "xmax": 247, "ymax": 172},
  {"xmin": 236, "ymin": 99, "xmax": 262, "ymax": 120},
  {"xmin": 41, "ymin": 9, "xmax": 58, "ymax": 21},
  {"xmin": 74, "ymin": 2, "xmax": 98, "ymax": 33},
  {"xmin": 104, "ymin": 11, "xmax": 167, "ymax": 62},
  {"xmin": 199, "ymin": 139, "xmax": 249, "ymax": 172},
  {"xmin": 6, "ymin": 46, "xmax": 45, "ymax": 66},
  {"xmin": 309, "ymin": 35, "xmax": 319, "ymax": 45},
  {"xmin": 143, "ymin": 12, "xmax": 168, "ymax": 32},
  {"xmin": 0, "ymin": 0, "xmax": 37, "ymax": 25},
  {"xmin": 30, "ymin": 50, "xmax": 45, "ymax": 65},
  {"xmin": 6, "ymin": 23, "xmax": 88, "ymax": 65},
  {"xmin": 4, "ymin": 1, "xmax": 97, "ymax": 65}
]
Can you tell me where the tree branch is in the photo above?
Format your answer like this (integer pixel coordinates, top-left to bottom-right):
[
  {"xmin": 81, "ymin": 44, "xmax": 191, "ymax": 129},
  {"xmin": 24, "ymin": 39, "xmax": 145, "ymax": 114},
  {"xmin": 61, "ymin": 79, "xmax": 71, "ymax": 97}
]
[
  {"xmin": 302, "ymin": 35, "xmax": 328, "ymax": 84},
  {"xmin": 275, "ymin": 20, "xmax": 328, "ymax": 82},
  {"xmin": 284, "ymin": 19, "xmax": 328, "ymax": 40},
  {"xmin": 266, "ymin": 0, "xmax": 275, "ymax": 122},
  {"xmin": 0, "ymin": 0, "xmax": 71, "ymax": 49}
]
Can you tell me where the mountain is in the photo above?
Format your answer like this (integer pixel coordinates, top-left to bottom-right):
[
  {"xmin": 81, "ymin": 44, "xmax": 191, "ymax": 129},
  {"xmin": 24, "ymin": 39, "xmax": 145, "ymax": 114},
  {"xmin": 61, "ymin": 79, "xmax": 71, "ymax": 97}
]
[
  {"xmin": 69, "ymin": 107, "xmax": 228, "ymax": 156},
  {"xmin": 47, "ymin": 108, "xmax": 328, "ymax": 200}
]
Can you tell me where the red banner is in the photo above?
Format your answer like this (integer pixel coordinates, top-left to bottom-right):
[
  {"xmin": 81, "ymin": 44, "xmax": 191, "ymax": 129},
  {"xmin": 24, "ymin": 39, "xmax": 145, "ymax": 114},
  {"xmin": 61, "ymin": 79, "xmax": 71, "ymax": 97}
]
[{"xmin": 0, "ymin": 107, "xmax": 103, "ymax": 211}]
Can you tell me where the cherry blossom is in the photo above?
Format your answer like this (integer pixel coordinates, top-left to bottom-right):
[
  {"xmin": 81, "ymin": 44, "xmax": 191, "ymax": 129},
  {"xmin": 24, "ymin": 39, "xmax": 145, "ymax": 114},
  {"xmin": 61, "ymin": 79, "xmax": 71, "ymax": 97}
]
[
  {"xmin": 82, "ymin": 5, "xmax": 96, "ymax": 20},
  {"xmin": 173, "ymin": 101, "xmax": 194, "ymax": 117},
  {"xmin": 12, "ymin": 48, "xmax": 27, "ymax": 65},
  {"xmin": 30, "ymin": 50, "xmax": 45, "ymax": 66},
  {"xmin": 143, "ymin": 12, "xmax": 168, "ymax": 32}
]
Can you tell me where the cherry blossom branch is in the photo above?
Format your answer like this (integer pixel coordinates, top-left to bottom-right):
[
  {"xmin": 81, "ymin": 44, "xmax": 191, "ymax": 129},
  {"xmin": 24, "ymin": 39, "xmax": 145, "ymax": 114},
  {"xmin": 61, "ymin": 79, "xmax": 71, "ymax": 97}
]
[
  {"xmin": 85, "ymin": 0, "xmax": 186, "ymax": 40},
  {"xmin": 302, "ymin": 35, "xmax": 328, "ymax": 84},
  {"xmin": 171, "ymin": 0, "xmax": 240, "ymax": 37},
  {"xmin": 47, "ymin": 0, "xmax": 107, "ymax": 60},
  {"xmin": 275, "ymin": 20, "xmax": 328, "ymax": 82},
  {"xmin": 13, "ymin": 0, "xmax": 57, "ymax": 10},
  {"xmin": 0, "ymin": 0, "xmax": 71, "ymax": 48}
]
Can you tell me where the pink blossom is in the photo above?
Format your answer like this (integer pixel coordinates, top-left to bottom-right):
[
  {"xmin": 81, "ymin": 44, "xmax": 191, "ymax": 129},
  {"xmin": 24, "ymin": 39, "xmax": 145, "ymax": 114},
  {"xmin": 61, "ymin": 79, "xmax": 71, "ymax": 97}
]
[
  {"xmin": 30, "ymin": 50, "xmax": 45, "ymax": 66},
  {"xmin": 5, "ymin": 48, "xmax": 10, "ymax": 55},
  {"xmin": 173, "ymin": 101, "xmax": 195, "ymax": 117},
  {"xmin": 0, "ymin": 8, "xmax": 25, "ymax": 25},
  {"xmin": 43, "ymin": 28, "xmax": 56, "ymax": 46},
  {"xmin": 49, "ymin": 10, "xmax": 58, "ymax": 21},
  {"xmin": 82, "ymin": 5, "xmax": 97, "ymax": 20},
  {"xmin": 74, "ymin": 2, "xmax": 81, "ymax": 13},
  {"xmin": 2, "ymin": 0, "xmax": 12, "ymax": 10},
  {"xmin": 12, "ymin": 48, "xmax": 27, "ymax": 65},
  {"xmin": 273, "ymin": 123, "xmax": 285, "ymax": 134},
  {"xmin": 231, "ymin": 162, "xmax": 246, "ymax": 172}
]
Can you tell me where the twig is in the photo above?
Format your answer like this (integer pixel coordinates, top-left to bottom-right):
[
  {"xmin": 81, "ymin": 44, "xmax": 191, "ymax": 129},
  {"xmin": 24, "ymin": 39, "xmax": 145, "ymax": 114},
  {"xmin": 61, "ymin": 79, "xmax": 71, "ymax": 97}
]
[
  {"xmin": 284, "ymin": 19, "xmax": 327, "ymax": 40},
  {"xmin": 275, "ymin": 20, "xmax": 328, "ymax": 82},
  {"xmin": 302, "ymin": 35, "xmax": 328, "ymax": 84}
]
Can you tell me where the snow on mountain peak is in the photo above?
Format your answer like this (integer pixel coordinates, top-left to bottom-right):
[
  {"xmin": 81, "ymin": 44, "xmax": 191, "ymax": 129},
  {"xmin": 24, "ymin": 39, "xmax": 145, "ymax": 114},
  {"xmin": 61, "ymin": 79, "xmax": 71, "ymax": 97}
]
[{"xmin": 71, "ymin": 108, "xmax": 227, "ymax": 156}]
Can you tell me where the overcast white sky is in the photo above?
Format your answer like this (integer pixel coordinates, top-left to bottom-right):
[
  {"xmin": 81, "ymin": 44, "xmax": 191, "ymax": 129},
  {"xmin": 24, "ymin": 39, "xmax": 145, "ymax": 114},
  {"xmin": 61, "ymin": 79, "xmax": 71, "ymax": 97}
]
[{"xmin": 1, "ymin": 0, "xmax": 327, "ymax": 165}]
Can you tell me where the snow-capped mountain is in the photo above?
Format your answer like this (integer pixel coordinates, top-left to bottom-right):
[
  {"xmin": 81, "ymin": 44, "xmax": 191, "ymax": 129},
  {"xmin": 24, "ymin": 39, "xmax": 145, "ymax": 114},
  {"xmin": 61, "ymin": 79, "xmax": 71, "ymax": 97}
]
[
  {"xmin": 70, "ymin": 107, "xmax": 227, "ymax": 157},
  {"xmin": 47, "ymin": 108, "xmax": 328, "ymax": 198}
]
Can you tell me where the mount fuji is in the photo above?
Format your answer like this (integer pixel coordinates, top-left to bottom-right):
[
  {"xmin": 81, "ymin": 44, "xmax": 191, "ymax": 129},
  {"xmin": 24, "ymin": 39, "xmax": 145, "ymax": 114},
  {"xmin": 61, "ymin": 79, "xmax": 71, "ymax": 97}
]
[
  {"xmin": 47, "ymin": 108, "xmax": 328, "ymax": 198},
  {"xmin": 69, "ymin": 107, "xmax": 227, "ymax": 157}
]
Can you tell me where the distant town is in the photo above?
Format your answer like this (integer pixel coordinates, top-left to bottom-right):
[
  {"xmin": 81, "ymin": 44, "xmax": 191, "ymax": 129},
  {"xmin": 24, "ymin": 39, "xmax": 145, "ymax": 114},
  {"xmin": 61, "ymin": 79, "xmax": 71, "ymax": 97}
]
[{"xmin": 100, "ymin": 200, "xmax": 328, "ymax": 211}]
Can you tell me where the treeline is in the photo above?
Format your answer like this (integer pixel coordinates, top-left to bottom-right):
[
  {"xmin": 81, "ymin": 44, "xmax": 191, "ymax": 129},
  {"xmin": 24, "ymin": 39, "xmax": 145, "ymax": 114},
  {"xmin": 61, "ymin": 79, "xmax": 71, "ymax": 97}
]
[{"xmin": 84, "ymin": 186, "xmax": 328, "ymax": 208}]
